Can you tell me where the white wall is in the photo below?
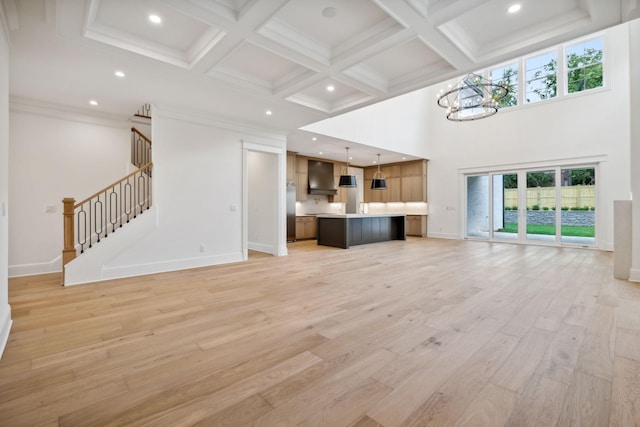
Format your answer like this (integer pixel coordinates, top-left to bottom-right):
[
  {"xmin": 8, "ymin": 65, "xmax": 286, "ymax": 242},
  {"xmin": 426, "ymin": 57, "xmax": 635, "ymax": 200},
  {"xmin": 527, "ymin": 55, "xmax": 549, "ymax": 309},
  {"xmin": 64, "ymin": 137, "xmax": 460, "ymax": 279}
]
[
  {"xmin": 0, "ymin": 10, "xmax": 13, "ymax": 358},
  {"xmin": 100, "ymin": 108, "xmax": 286, "ymax": 280},
  {"xmin": 248, "ymin": 151, "xmax": 278, "ymax": 254},
  {"xmin": 8, "ymin": 105, "xmax": 130, "ymax": 276},
  {"xmin": 426, "ymin": 23, "xmax": 632, "ymax": 250},
  {"xmin": 629, "ymin": 18, "xmax": 640, "ymax": 281},
  {"xmin": 300, "ymin": 88, "xmax": 431, "ymax": 159}
]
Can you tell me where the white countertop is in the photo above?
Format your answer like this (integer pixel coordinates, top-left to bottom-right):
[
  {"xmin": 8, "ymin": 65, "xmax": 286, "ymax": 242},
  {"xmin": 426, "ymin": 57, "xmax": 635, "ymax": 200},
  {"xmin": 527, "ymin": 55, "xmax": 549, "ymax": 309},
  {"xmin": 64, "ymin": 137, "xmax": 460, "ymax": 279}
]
[{"xmin": 316, "ymin": 213, "xmax": 406, "ymax": 218}]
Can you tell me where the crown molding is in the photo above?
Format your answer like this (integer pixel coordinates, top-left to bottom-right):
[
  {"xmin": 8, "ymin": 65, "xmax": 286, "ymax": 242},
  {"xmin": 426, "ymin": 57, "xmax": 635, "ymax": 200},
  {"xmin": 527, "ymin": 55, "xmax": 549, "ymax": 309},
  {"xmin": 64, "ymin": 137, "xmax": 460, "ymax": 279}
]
[
  {"xmin": 9, "ymin": 96, "xmax": 129, "ymax": 128},
  {"xmin": 153, "ymin": 104, "xmax": 286, "ymax": 143}
]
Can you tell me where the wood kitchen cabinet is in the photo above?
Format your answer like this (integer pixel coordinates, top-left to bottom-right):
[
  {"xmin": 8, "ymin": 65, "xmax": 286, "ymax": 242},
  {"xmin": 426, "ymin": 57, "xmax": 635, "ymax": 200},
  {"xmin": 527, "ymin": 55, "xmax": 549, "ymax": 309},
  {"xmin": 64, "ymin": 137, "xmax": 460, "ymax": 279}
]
[
  {"xmin": 400, "ymin": 160, "xmax": 427, "ymax": 202},
  {"xmin": 406, "ymin": 215, "xmax": 427, "ymax": 237},
  {"xmin": 295, "ymin": 156, "xmax": 308, "ymax": 201},
  {"xmin": 286, "ymin": 152, "xmax": 296, "ymax": 182},
  {"xmin": 295, "ymin": 216, "xmax": 317, "ymax": 240},
  {"xmin": 363, "ymin": 160, "xmax": 426, "ymax": 203},
  {"xmin": 330, "ymin": 161, "xmax": 347, "ymax": 203}
]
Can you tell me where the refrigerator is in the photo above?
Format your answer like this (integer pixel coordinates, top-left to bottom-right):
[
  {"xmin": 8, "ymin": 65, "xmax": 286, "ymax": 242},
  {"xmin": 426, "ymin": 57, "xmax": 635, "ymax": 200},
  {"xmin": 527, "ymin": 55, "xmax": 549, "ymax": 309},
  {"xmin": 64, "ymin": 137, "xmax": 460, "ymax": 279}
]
[{"xmin": 286, "ymin": 181, "xmax": 296, "ymax": 242}]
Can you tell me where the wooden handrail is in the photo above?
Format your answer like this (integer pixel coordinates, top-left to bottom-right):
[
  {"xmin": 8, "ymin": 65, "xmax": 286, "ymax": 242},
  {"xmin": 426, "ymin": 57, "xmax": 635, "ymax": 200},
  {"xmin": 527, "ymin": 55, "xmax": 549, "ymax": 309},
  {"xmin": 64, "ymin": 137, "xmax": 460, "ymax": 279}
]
[
  {"xmin": 62, "ymin": 198, "xmax": 77, "ymax": 273},
  {"xmin": 131, "ymin": 127, "xmax": 152, "ymax": 145},
  {"xmin": 74, "ymin": 162, "xmax": 153, "ymax": 208}
]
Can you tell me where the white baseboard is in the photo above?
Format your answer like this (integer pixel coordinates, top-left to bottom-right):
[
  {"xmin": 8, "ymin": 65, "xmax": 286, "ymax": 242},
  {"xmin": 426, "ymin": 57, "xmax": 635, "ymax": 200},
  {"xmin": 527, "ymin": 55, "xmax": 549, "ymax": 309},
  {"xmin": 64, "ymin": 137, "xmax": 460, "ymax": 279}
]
[
  {"xmin": 91, "ymin": 252, "xmax": 244, "ymax": 285},
  {"xmin": 8, "ymin": 256, "xmax": 62, "ymax": 277},
  {"xmin": 0, "ymin": 304, "xmax": 12, "ymax": 360},
  {"xmin": 427, "ymin": 232, "xmax": 459, "ymax": 240},
  {"xmin": 248, "ymin": 242, "xmax": 276, "ymax": 255},
  {"xmin": 630, "ymin": 268, "xmax": 640, "ymax": 283}
]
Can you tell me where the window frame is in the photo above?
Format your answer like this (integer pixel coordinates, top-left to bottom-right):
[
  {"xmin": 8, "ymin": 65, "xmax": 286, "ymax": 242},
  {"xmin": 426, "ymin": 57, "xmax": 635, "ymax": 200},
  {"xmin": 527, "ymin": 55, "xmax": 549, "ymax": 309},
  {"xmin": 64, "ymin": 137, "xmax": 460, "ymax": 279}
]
[
  {"xmin": 488, "ymin": 61, "xmax": 520, "ymax": 109},
  {"xmin": 564, "ymin": 35, "xmax": 605, "ymax": 96},
  {"xmin": 524, "ymin": 49, "xmax": 558, "ymax": 104}
]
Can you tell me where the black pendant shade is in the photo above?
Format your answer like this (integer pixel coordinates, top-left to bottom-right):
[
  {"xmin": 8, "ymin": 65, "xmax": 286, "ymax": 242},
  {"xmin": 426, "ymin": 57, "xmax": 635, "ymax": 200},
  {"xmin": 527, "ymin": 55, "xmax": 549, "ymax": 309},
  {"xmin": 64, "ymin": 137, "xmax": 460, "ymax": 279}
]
[
  {"xmin": 339, "ymin": 174, "xmax": 357, "ymax": 187},
  {"xmin": 371, "ymin": 153, "xmax": 387, "ymax": 190},
  {"xmin": 371, "ymin": 177, "xmax": 387, "ymax": 190},
  {"xmin": 339, "ymin": 147, "xmax": 357, "ymax": 188}
]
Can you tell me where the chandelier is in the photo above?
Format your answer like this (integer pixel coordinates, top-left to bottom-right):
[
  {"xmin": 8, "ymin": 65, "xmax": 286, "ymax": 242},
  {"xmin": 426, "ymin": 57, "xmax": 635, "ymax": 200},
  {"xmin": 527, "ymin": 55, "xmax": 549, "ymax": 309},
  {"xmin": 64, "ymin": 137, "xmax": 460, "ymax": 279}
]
[{"xmin": 436, "ymin": 72, "xmax": 509, "ymax": 121}]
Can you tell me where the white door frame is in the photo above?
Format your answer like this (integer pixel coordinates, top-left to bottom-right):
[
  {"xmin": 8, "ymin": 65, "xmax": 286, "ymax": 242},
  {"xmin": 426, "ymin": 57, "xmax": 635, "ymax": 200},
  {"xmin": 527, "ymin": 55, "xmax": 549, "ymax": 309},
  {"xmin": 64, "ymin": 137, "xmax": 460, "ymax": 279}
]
[{"xmin": 242, "ymin": 139, "xmax": 287, "ymax": 261}]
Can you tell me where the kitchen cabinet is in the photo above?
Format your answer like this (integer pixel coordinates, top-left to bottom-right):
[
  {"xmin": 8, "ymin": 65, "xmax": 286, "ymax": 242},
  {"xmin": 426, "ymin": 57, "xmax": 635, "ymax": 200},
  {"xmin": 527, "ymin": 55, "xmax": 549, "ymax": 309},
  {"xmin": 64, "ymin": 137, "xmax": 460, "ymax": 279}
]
[
  {"xmin": 400, "ymin": 160, "xmax": 427, "ymax": 202},
  {"xmin": 406, "ymin": 215, "xmax": 427, "ymax": 237},
  {"xmin": 363, "ymin": 160, "xmax": 426, "ymax": 203},
  {"xmin": 286, "ymin": 152, "xmax": 296, "ymax": 182},
  {"xmin": 401, "ymin": 175, "xmax": 425, "ymax": 202},
  {"xmin": 295, "ymin": 216, "xmax": 317, "ymax": 240},
  {"xmin": 296, "ymin": 156, "xmax": 308, "ymax": 201},
  {"xmin": 330, "ymin": 161, "xmax": 347, "ymax": 203}
]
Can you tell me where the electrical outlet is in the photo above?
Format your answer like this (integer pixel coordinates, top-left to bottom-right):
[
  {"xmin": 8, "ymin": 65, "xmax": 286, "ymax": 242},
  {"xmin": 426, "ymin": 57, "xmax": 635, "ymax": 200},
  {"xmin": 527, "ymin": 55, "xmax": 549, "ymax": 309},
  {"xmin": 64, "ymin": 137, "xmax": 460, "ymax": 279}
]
[
  {"xmin": 229, "ymin": 204, "xmax": 237, "ymax": 212},
  {"xmin": 199, "ymin": 244, "xmax": 205, "ymax": 252}
]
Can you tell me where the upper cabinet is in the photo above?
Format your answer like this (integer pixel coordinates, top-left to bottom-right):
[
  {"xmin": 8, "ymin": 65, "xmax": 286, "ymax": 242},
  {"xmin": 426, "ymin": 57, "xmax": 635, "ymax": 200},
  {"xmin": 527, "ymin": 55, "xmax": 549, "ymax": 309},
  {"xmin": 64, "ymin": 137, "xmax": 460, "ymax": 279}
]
[
  {"xmin": 401, "ymin": 160, "xmax": 427, "ymax": 202},
  {"xmin": 330, "ymin": 161, "xmax": 347, "ymax": 203},
  {"xmin": 286, "ymin": 152, "xmax": 296, "ymax": 183},
  {"xmin": 295, "ymin": 156, "xmax": 308, "ymax": 201},
  {"xmin": 364, "ymin": 159, "xmax": 427, "ymax": 203}
]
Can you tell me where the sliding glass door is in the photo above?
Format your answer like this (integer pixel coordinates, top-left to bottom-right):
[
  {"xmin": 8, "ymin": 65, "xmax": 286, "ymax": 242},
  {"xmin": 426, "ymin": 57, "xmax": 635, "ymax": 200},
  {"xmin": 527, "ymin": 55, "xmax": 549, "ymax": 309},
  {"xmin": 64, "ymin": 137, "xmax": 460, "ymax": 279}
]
[
  {"xmin": 465, "ymin": 166, "xmax": 596, "ymax": 246},
  {"xmin": 466, "ymin": 175, "xmax": 489, "ymax": 238},
  {"xmin": 525, "ymin": 170, "xmax": 556, "ymax": 243},
  {"xmin": 493, "ymin": 173, "xmax": 519, "ymax": 241}
]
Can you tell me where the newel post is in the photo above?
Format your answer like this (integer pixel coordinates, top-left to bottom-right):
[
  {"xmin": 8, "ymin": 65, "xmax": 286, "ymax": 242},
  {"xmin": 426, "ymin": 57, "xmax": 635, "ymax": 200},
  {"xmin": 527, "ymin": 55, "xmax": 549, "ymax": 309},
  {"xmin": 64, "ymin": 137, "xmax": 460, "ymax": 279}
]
[{"xmin": 62, "ymin": 198, "xmax": 76, "ymax": 269}]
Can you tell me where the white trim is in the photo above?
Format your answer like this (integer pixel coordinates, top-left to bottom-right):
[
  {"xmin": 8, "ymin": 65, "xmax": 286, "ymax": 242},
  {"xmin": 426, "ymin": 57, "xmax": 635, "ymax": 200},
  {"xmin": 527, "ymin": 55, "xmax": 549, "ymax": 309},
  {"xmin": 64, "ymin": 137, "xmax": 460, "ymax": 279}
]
[
  {"xmin": 427, "ymin": 232, "xmax": 459, "ymax": 239},
  {"xmin": 8, "ymin": 256, "xmax": 62, "ymax": 277},
  {"xmin": 9, "ymin": 96, "xmax": 129, "ymax": 129},
  {"xmin": 0, "ymin": 304, "xmax": 12, "ymax": 360},
  {"xmin": 458, "ymin": 155, "xmax": 607, "ymax": 175},
  {"xmin": 95, "ymin": 252, "xmax": 243, "ymax": 285},
  {"xmin": 242, "ymin": 138, "xmax": 287, "ymax": 262},
  {"xmin": 154, "ymin": 105, "xmax": 286, "ymax": 143},
  {"xmin": 248, "ymin": 242, "xmax": 276, "ymax": 255},
  {"xmin": 630, "ymin": 268, "xmax": 640, "ymax": 283}
]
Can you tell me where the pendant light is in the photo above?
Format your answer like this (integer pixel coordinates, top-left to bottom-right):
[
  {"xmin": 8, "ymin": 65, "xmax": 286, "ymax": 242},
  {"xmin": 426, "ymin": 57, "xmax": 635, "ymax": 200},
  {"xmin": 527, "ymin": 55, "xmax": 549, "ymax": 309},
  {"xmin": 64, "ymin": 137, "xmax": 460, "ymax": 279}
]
[
  {"xmin": 371, "ymin": 153, "xmax": 387, "ymax": 190},
  {"xmin": 338, "ymin": 147, "xmax": 357, "ymax": 187}
]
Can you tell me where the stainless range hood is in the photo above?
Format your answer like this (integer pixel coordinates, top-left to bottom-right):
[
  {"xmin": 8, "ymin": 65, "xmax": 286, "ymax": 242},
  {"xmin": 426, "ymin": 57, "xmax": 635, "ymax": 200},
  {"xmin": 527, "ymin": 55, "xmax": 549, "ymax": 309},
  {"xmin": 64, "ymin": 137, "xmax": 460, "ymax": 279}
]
[{"xmin": 307, "ymin": 160, "xmax": 337, "ymax": 196}]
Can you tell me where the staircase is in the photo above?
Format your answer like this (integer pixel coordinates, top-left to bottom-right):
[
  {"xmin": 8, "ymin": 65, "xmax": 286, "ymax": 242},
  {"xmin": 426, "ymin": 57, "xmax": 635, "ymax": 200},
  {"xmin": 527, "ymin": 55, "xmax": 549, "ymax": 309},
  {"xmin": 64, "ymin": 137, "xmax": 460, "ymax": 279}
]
[{"xmin": 62, "ymin": 106, "xmax": 153, "ymax": 282}]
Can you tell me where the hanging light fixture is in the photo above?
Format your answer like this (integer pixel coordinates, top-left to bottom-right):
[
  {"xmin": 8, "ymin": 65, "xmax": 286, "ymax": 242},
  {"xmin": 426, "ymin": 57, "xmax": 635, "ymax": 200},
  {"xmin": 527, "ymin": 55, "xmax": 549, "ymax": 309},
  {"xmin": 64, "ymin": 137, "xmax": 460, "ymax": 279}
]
[
  {"xmin": 371, "ymin": 154, "xmax": 387, "ymax": 190},
  {"xmin": 436, "ymin": 72, "xmax": 509, "ymax": 121},
  {"xmin": 338, "ymin": 147, "xmax": 357, "ymax": 187}
]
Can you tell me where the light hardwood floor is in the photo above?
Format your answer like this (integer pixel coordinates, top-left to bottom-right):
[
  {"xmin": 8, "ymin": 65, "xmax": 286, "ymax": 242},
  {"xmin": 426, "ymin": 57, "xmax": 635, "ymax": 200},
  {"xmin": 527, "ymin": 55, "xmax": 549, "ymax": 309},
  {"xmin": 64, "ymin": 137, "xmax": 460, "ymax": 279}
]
[{"xmin": 1, "ymin": 238, "xmax": 639, "ymax": 426}]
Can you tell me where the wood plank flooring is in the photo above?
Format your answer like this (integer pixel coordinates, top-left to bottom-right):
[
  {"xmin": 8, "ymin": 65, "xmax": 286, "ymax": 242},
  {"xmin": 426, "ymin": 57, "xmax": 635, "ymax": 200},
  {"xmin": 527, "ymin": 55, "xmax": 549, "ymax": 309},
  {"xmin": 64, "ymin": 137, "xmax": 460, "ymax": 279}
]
[{"xmin": 1, "ymin": 238, "xmax": 640, "ymax": 426}]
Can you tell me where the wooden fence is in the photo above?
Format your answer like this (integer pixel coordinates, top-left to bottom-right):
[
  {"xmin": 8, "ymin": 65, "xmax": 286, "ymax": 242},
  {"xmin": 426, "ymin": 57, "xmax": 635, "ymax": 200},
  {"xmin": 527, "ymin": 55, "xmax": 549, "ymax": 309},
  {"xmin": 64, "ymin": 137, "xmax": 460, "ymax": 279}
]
[{"xmin": 504, "ymin": 185, "xmax": 595, "ymax": 209}]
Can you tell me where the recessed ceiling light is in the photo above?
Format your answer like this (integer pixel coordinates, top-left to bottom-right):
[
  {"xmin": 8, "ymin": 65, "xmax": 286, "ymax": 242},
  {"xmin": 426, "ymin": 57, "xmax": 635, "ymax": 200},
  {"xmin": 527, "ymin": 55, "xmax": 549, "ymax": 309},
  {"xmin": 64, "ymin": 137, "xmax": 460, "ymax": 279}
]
[
  {"xmin": 89, "ymin": 100, "xmax": 99, "ymax": 106},
  {"xmin": 349, "ymin": 156, "xmax": 353, "ymax": 160},
  {"xmin": 149, "ymin": 14, "xmax": 162, "ymax": 24},
  {"xmin": 322, "ymin": 7, "xmax": 337, "ymax": 18},
  {"xmin": 312, "ymin": 137, "xmax": 317, "ymax": 141},
  {"xmin": 319, "ymin": 152, "xmax": 323, "ymax": 155},
  {"xmin": 114, "ymin": 70, "xmax": 125, "ymax": 78},
  {"xmin": 265, "ymin": 110, "xmax": 272, "ymax": 115},
  {"xmin": 402, "ymin": 157, "xmax": 407, "ymax": 160},
  {"xmin": 507, "ymin": 4, "xmax": 521, "ymax": 13},
  {"xmin": 326, "ymin": 84, "xmax": 335, "ymax": 92}
]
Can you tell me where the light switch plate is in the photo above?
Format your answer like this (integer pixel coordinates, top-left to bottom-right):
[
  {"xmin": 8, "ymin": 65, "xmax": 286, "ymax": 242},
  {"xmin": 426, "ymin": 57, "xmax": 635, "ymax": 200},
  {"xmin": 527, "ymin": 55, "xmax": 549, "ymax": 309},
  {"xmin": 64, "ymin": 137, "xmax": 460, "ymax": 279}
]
[{"xmin": 45, "ymin": 205, "xmax": 57, "ymax": 213}]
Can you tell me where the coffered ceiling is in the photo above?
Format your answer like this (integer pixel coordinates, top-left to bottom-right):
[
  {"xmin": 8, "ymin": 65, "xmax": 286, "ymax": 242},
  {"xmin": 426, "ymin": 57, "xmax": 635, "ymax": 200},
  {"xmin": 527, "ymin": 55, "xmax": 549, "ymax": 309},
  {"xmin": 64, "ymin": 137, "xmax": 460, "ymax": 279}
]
[{"xmin": 2, "ymin": 0, "xmax": 638, "ymax": 165}]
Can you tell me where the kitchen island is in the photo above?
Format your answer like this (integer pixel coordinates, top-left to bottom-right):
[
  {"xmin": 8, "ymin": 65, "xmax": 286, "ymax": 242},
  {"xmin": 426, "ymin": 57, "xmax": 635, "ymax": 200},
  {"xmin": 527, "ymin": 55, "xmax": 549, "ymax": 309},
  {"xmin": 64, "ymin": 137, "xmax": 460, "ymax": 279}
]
[{"xmin": 316, "ymin": 214, "xmax": 406, "ymax": 249}]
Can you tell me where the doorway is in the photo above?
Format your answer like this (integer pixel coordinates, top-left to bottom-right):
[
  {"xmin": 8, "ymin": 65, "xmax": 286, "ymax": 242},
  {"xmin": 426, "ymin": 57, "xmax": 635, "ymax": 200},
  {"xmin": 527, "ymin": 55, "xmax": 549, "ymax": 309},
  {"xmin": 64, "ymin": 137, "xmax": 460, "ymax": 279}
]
[
  {"xmin": 465, "ymin": 165, "xmax": 596, "ymax": 246},
  {"xmin": 242, "ymin": 140, "xmax": 287, "ymax": 260}
]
